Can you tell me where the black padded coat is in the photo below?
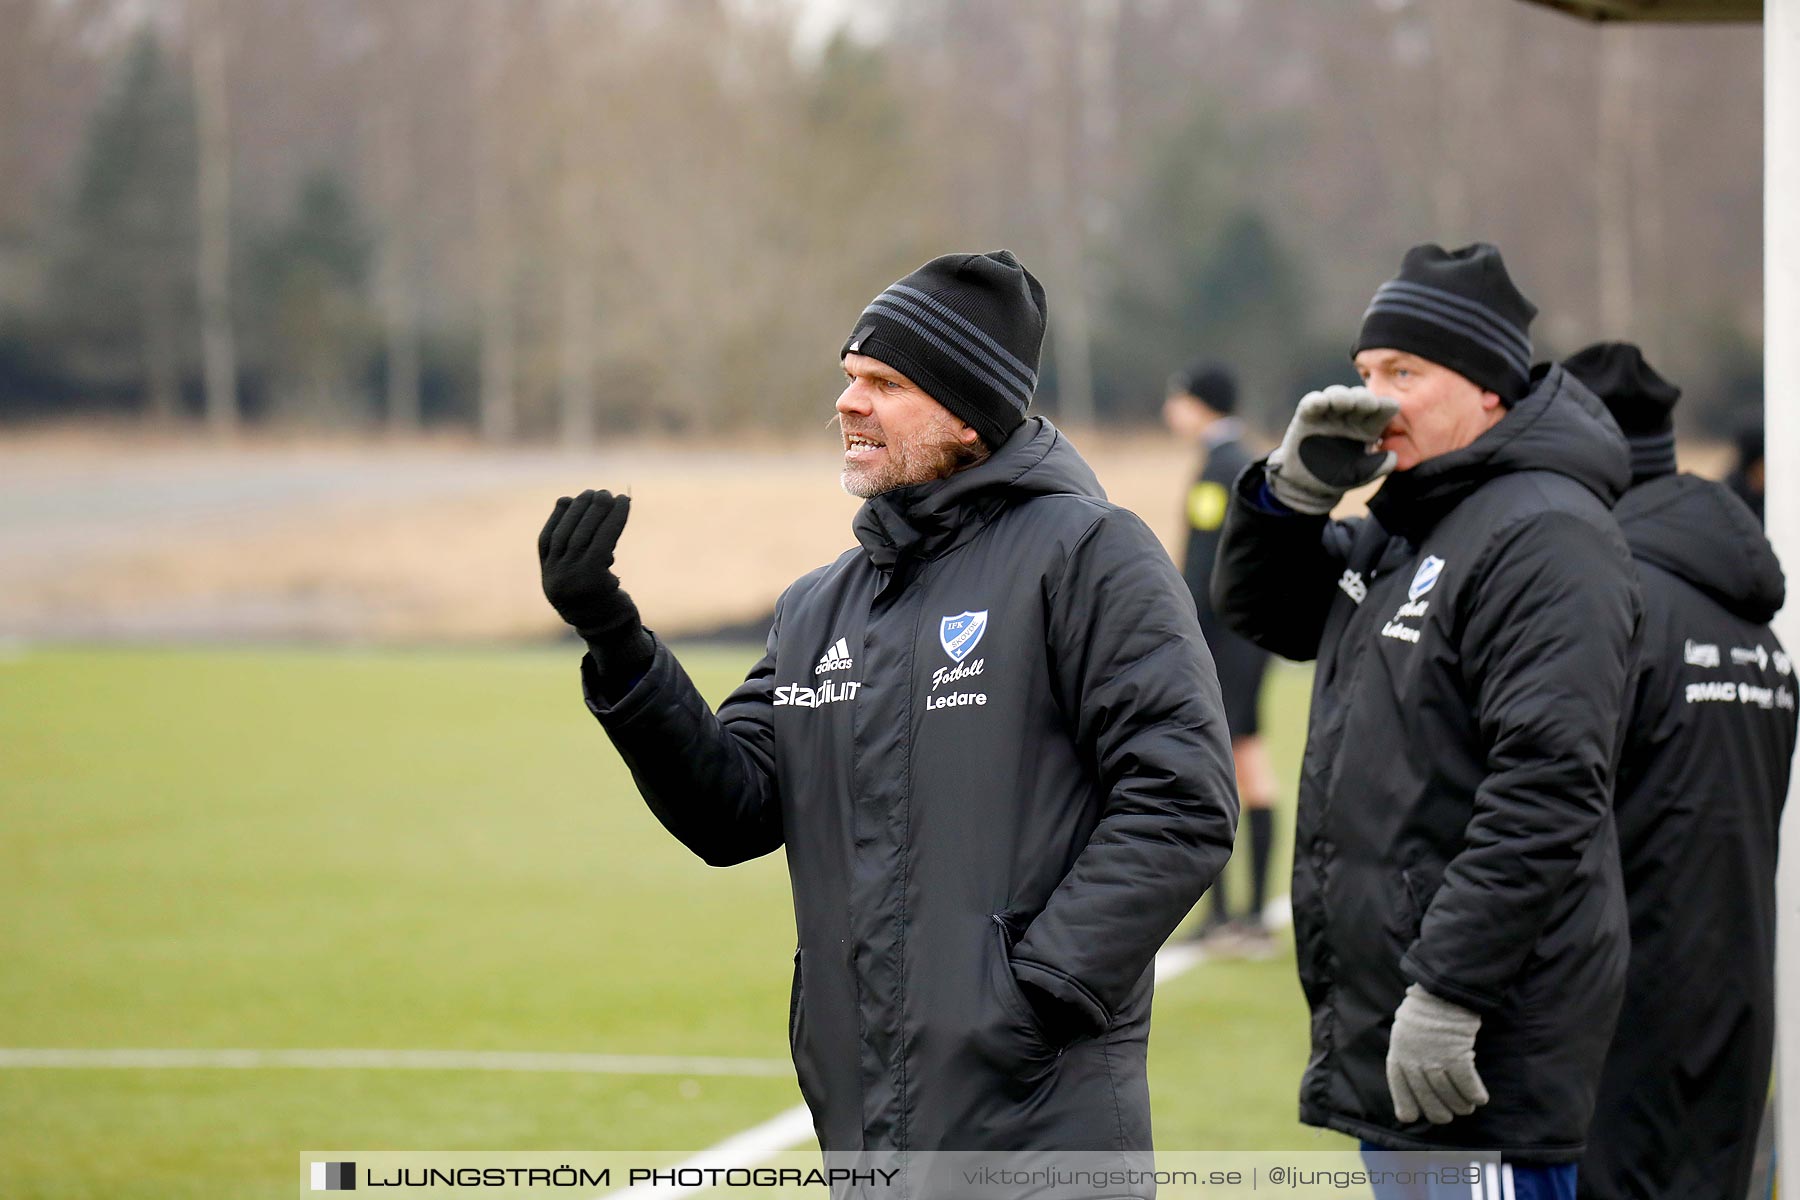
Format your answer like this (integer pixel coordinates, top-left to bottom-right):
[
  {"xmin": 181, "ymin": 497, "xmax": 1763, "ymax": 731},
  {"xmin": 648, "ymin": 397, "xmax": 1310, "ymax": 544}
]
[
  {"xmin": 1580, "ymin": 474, "xmax": 1794, "ymax": 1199},
  {"xmin": 1212, "ymin": 368, "xmax": 1641, "ymax": 1161},
  {"xmin": 585, "ymin": 418, "xmax": 1239, "ymax": 1154}
]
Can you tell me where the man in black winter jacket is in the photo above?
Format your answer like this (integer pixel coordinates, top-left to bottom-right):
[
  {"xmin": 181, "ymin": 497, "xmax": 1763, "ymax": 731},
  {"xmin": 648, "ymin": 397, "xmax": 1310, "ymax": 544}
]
[
  {"xmin": 1560, "ymin": 343, "xmax": 1795, "ymax": 1200},
  {"xmin": 1212, "ymin": 243, "xmax": 1641, "ymax": 1195},
  {"xmin": 538, "ymin": 250, "xmax": 1239, "ymax": 1159}
]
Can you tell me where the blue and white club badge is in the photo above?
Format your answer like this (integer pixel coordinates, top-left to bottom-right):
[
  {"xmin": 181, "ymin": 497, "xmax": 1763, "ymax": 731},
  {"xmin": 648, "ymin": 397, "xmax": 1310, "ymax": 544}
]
[
  {"xmin": 1409, "ymin": 555, "xmax": 1446, "ymax": 602},
  {"xmin": 939, "ymin": 610, "xmax": 989, "ymax": 663}
]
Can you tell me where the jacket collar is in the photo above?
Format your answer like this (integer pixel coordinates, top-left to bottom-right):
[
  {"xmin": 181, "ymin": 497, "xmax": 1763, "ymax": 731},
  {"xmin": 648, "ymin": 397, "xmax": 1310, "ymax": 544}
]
[{"xmin": 850, "ymin": 418, "xmax": 1068, "ymax": 572}]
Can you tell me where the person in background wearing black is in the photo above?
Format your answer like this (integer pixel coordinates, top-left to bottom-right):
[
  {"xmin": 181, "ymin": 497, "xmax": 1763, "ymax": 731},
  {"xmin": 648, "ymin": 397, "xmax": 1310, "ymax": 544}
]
[
  {"xmin": 1726, "ymin": 416, "xmax": 1766, "ymax": 525},
  {"xmin": 1560, "ymin": 342, "xmax": 1795, "ymax": 1200},
  {"xmin": 1164, "ymin": 361, "xmax": 1277, "ymax": 957}
]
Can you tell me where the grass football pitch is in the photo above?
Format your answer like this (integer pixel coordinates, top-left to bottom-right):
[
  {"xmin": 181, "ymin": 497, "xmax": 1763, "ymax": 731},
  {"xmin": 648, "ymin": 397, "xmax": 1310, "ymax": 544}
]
[{"xmin": 0, "ymin": 646, "xmax": 1346, "ymax": 1198}]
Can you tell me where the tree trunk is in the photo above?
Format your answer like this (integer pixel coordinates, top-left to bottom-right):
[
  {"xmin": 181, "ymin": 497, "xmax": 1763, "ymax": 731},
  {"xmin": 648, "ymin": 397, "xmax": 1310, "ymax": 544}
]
[
  {"xmin": 1627, "ymin": 28, "xmax": 1666, "ymax": 354},
  {"xmin": 142, "ymin": 269, "xmax": 180, "ymax": 424},
  {"xmin": 1596, "ymin": 25, "xmax": 1635, "ymax": 336},
  {"xmin": 189, "ymin": 0, "xmax": 238, "ymax": 436},
  {"xmin": 555, "ymin": 2, "xmax": 599, "ymax": 448},
  {"xmin": 376, "ymin": 3, "xmax": 423, "ymax": 435},
  {"xmin": 1027, "ymin": 6, "xmax": 1095, "ymax": 429},
  {"xmin": 472, "ymin": 0, "xmax": 517, "ymax": 443},
  {"xmin": 1429, "ymin": 0, "xmax": 1472, "ymax": 236}
]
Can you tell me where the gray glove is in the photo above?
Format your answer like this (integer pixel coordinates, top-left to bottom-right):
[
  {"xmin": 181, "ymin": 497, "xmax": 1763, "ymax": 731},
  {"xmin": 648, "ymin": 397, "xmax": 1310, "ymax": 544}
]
[
  {"xmin": 1386, "ymin": 983, "xmax": 1489, "ymax": 1125},
  {"xmin": 1265, "ymin": 385, "xmax": 1400, "ymax": 514}
]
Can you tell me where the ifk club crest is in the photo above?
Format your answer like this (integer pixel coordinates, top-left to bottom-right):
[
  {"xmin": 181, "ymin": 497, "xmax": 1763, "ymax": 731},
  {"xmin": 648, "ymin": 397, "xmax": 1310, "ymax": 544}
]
[
  {"xmin": 1409, "ymin": 555, "xmax": 1446, "ymax": 602},
  {"xmin": 939, "ymin": 611, "xmax": 988, "ymax": 662}
]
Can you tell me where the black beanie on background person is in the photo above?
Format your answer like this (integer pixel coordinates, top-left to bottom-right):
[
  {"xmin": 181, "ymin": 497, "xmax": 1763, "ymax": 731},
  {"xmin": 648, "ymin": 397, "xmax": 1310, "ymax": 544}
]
[
  {"xmin": 1352, "ymin": 242, "xmax": 1537, "ymax": 402},
  {"xmin": 1562, "ymin": 341, "xmax": 1681, "ymax": 483},
  {"xmin": 841, "ymin": 250, "xmax": 1047, "ymax": 450},
  {"xmin": 1736, "ymin": 418, "xmax": 1765, "ymax": 469},
  {"xmin": 1169, "ymin": 359, "xmax": 1239, "ymax": 415}
]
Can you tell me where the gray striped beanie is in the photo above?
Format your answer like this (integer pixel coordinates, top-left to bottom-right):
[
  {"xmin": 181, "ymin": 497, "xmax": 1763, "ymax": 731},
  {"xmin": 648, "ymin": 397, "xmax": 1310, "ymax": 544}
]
[
  {"xmin": 841, "ymin": 250, "xmax": 1047, "ymax": 449},
  {"xmin": 1353, "ymin": 243, "xmax": 1537, "ymax": 402}
]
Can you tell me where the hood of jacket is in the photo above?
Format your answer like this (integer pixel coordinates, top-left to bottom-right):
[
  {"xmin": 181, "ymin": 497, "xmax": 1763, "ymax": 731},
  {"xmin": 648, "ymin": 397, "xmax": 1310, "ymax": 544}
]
[
  {"xmin": 1615, "ymin": 472, "xmax": 1785, "ymax": 623},
  {"xmin": 852, "ymin": 416, "xmax": 1106, "ymax": 570},
  {"xmin": 1368, "ymin": 364, "xmax": 1631, "ymax": 543}
]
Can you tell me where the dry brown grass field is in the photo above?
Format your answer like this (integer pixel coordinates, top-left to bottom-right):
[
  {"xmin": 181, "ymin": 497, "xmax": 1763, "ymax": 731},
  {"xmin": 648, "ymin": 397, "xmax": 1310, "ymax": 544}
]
[
  {"xmin": 0, "ymin": 425, "xmax": 1211, "ymax": 643},
  {"xmin": 0, "ymin": 425, "xmax": 1735, "ymax": 644}
]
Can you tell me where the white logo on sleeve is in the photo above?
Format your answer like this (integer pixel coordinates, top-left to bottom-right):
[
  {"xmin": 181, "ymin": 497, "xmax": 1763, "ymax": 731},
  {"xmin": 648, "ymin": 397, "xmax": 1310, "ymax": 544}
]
[
  {"xmin": 814, "ymin": 636, "xmax": 854, "ymax": 676},
  {"xmin": 1684, "ymin": 640, "xmax": 1722, "ymax": 668},
  {"xmin": 1731, "ymin": 644, "xmax": 1771, "ymax": 672},
  {"xmin": 1338, "ymin": 570, "xmax": 1367, "ymax": 605},
  {"xmin": 1408, "ymin": 555, "xmax": 1445, "ymax": 602},
  {"xmin": 1686, "ymin": 680, "xmax": 1796, "ymax": 712}
]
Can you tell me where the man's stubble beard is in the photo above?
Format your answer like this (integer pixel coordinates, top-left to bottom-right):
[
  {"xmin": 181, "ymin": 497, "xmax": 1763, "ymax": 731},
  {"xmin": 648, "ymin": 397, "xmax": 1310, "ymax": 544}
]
[{"xmin": 839, "ymin": 418, "xmax": 990, "ymax": 499}]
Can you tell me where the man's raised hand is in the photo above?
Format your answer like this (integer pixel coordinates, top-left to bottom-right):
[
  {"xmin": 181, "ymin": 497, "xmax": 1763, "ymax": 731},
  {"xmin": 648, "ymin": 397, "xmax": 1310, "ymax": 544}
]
[
  {"xmin": 1265, "ymin": 385, "xmax": 1400, "ymax": 515},
  {"xmin": 539, "ymin": 490, "xmax": 653, "ymax": 694}
]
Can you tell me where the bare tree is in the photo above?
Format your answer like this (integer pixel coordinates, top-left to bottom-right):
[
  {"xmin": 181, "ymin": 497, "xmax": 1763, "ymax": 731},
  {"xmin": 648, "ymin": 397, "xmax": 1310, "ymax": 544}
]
[
  {"xmin": 372, "ymin": 0, "xmax": 423, "ymax": 434},
  {"xmin": 141, "ymin": 258, "xmax": 182, "ymax": 423},
  {"xmin": 0, "ymin": 0, "xmax": 107, "ymax": 238},
  {"xmin": 1595, "ymin": 24, "xmax": 1636, "ymax": 335},
  {"xmin": 472, "ymin": 0, "xmax": 517, "ymax": 442},
  {"xmin": 1627, "ymin": 27, "xmax": 1667, "ymax": 352},
  {"xmin": 554, "ymin": 0, "xmax": 600, "ymax": 447},
  {"xmin": 1026, "ymin": 4, "xmax": 1096, "ymax": 428},
  {"xmin": 0, "ymin": 0, "xmax": 1765, "ymax": 436},
  {"xmin": 1425, "ymin": 0, "xmax": 1476, "ymax": 237},
  {"xmin": 188, "ymin": 0, "xmax": 238, "ymax": 435}
]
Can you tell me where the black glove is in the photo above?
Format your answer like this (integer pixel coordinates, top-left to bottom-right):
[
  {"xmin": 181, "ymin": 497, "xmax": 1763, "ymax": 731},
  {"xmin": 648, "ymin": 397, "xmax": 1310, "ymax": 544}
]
[{"xmin": 538, "ymin": 490, "xmax": 654, "ymax": 695}]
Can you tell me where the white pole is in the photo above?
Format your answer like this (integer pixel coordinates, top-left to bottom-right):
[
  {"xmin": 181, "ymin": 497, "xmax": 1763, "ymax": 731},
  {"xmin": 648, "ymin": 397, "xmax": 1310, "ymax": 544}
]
[{"xmin": 1770, "ymin": 0, "xmax": 1800, "ymax": 1191}]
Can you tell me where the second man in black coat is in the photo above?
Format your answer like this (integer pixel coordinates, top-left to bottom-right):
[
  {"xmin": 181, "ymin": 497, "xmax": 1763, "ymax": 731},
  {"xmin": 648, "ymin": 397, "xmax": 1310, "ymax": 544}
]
[{"xmin": 1212, "ymin": 243, "xmax": 1640, "ymax": 1193}]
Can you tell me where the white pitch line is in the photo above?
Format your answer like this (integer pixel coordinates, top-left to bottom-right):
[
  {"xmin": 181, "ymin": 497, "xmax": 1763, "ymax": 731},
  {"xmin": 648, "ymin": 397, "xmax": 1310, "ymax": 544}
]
[
  {"xmin": 0, "ymin": 1048, "xmax": 794, "ymax": 1077},
  {"xmin": 598, "ymin": 929, "xmax": 1246, "ymax": 1200},
  {"xmin": 1263, "ymin": 894, "xmax": 1294, "ymax": 929},
  {"xmin": 1152, "ymin": 940, "xmax": 1209, "ymax": 980}
]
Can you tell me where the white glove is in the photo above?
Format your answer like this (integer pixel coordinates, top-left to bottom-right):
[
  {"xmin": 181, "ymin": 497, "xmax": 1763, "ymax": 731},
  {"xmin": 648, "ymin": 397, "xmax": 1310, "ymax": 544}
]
[
  {"xmin": 1386, "ymin": 984, "xmax": 1490, "ymax": 1125},
  {"xmin": 1265, "ymin": 385, "xmax": 1399, "ymax": 514}
]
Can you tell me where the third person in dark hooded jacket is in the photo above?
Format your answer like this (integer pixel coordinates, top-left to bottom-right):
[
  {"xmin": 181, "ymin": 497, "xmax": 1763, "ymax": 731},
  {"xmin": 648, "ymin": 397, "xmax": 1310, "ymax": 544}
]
[
  {"xmin": 1212, "ymin": 243, "xmax": 1640, "ymax": 1197},
  {"xmin": 1560, "ymin": 342, "xmax": 1796, "ymax": 1200}
]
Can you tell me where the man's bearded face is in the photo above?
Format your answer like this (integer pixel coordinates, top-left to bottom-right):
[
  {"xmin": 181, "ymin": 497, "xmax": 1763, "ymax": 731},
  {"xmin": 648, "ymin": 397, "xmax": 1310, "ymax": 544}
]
[{"xmin": 836, "ymin": 352, "xmax": 986, "ymax": 498}]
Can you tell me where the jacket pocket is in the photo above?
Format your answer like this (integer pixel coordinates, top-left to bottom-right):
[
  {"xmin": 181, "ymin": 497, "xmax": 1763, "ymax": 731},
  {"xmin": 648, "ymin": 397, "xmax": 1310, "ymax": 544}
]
[
  {"xmin": 989, "ymin": 915, "xmax": 1054, "ymax": 1051},
  {"xmin": 1399, "ymin": 866, "xmax": 1441, "ymax": 943},
  {"xmin": 787, "ymin": 948, "xmax": 825, "ymax": 1114},
  {"xmin": 1397, "ymin": 870, "xmax": 1420, "ymax": 936}
]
